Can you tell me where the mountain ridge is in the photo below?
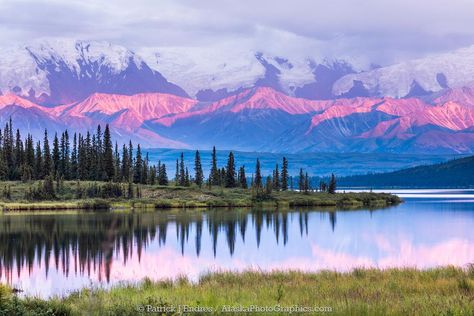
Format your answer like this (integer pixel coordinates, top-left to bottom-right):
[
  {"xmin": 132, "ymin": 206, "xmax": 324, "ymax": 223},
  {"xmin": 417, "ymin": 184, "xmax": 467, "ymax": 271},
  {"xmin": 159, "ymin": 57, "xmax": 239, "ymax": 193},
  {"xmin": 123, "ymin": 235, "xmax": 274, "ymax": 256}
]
[
  {"xmin": 338, "ymin": 155, "xmax": 474, "ymax": 188},
  {"xmin": 0, "ymin": 85, "xmax": 473, "ymax": 153}
]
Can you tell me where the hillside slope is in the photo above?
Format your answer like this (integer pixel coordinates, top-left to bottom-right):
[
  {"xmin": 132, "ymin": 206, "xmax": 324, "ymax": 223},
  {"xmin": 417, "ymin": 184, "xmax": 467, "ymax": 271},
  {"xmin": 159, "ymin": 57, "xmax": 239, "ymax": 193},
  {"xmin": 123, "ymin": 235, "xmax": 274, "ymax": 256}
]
[{"xmin": 338, "ymin": 155, "xmax": 474, "ymax": 188}]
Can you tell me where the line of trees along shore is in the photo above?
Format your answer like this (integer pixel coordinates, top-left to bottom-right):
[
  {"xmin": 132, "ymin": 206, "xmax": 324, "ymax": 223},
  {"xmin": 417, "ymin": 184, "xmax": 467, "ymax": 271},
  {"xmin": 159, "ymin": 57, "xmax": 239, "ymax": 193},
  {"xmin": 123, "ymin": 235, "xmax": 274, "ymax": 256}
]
[{"xmin": 0, "ymin": 120, "xmax": 336, "ymax": 200}]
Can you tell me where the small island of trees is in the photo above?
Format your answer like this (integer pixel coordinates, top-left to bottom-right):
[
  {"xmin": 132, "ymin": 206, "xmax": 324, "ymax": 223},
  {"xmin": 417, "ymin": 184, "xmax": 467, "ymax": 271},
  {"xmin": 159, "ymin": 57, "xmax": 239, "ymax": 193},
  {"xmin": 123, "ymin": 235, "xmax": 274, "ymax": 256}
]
[{"xmin": 0, "ymin": 119, "xmax": 399, "ymax": 210}]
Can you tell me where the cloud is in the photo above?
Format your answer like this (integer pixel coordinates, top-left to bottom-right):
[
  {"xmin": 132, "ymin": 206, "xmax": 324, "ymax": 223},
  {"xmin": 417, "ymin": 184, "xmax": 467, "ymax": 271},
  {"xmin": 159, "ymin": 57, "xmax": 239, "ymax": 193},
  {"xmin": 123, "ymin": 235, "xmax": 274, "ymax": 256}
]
[{"xmin": 1, "ymin": 0, "xmax": 474, "ymax": 64}]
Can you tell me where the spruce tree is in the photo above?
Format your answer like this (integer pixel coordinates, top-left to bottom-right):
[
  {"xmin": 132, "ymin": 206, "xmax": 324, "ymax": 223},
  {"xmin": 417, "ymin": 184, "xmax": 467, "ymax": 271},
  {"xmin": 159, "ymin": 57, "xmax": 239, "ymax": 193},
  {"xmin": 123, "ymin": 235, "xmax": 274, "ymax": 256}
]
[
  {"xmin": 71, "ymin": 133, "xmax": 78, "ymax": 180},
  {"xmin": 149, "ymin": 165, "xmax": 156, "ymax": 185},
  {"xmin": 142, "ymin": 152, "xmax": 149, "ymax": 184},
  {"xmin": 254, "ymin": 158, "xmax": 262, "ymax": 188},
  {"xmin": 179, "ymin": 152, "xmax": 186, "ymax": 186},
  {"xmin": 121, "ymin": 144, "xmax": 129, "ymax": 181},
  {"xmin": 90, "ymin": 134, "xmax": 97, "ymax": 180},
  {"xmin": 194, "ymin": 150, "xmax": 204, "ymax": 187},
  {"xmin": 52, "ymin": 133, "xmax": 60, "ymax": 176},
  {"xmin": 114, "ymin": 142, "xmax": 120, "ymax": 182},
  {"xmin": 95, "ymin": 125, "xmax": 103, "ymax": 180},
  {"xmin": 35, "ymin": 141, "xmax": 42, "ymax": 180},
  {"xmin": 134, "ymin": 145, "xmax": 143, "ymax": 183},
  {"xmin": 328, "ymin": 173, "xmax": 337, "ymax": 194},
  {"xmin": 220, "ymin": 167, "xmax": 226, "ymax": 186},
  {"xmin": 79, "ymin": 134, "xmax": 88, "ymax": 180},
  {"xmin": 13, "ymin": 129, "xmax": 23, "ymax": 176},
  {"xmin": 0, "ymin": 154, "xmax": 7, "ymax": 180},
  {"xmin": 273, "ymin": 163, "xmax": 280, "ymax": 190},
  {"xmin": 84, "ymin": 132, "xmax": 92, "ymax": 179},
  {"xmin": 175, "ymin": 159, "xmax": 179, "ymax": 186},
  {"xmin": 159, "ymin": 163, "xmax": 168, "ymax": 185},
  {"xmin": 25, "ymin": 135, "xmax": 35, "ymax": 176},
  {"xmin": 185, "ymin": 167, "xmax": 190, "ymax": 186},
  {"xmin": 3, "ymin": 120, "xmax": 13, "ymax": 174},
  {"xmin": 210, "ymin": 146, "xmax": 219, "ymax": 185},
  {"xmin": 225, "ymin": 151, "xmax": 236, "ymax": 188},
  {"xmin": 298, "ymin": 168, "xmax": 304, "ymax": 192},
  {"xmin": 128, "ymin": 141, "xmax": 134, "ymax": 181},
  {"xmin": 238, "ymin": 166, "xmax": 247, "ymax": 189},
  {"xmin": 265, "ymin": 176, "xmax": 273, "ymax": 195},
  {"xmin": 281, "ymin": 157, "xmax": 288, "ymax": 191},
  {"xmin": 304, "ymin": 172, "xmax": 309, "ymax": 193},
  {"xmin": 60, "ymin": 130, "xmax": 70, "ymax": 179},
  {"xmin": 103, "ymin": 124, "xmax": 115, "ymax": 181},
  {"xmin": 43, "ymin": 130, "xmax": 52, "ymax": 177}
]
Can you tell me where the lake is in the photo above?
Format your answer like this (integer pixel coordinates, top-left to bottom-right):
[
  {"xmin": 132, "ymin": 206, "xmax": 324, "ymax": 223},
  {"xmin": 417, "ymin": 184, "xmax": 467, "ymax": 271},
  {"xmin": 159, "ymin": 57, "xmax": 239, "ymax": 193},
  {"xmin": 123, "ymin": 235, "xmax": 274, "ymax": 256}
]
[{"xmin": 1, "ymin": 189, "xmax": 473, "ymax": 298}]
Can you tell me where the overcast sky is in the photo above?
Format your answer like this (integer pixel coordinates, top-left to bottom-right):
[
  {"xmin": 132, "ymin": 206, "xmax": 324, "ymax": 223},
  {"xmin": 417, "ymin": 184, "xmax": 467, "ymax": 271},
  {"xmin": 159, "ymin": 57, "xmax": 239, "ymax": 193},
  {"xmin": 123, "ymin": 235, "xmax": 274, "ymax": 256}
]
[{"xmin": 1, "ymin": 0, "xmax": 474, "ymax": 65}]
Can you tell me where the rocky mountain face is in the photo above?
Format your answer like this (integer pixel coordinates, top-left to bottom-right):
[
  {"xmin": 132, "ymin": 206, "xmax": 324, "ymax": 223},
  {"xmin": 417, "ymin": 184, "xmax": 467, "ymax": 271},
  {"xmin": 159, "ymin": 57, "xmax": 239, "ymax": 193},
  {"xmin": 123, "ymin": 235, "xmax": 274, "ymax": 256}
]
[
  {"xmin": 1, "ymin": 39, "xmax": 474, "ymax": 153},
  {"xmin": 0, "ymin": 39, "xmax": 188, "ymax": 106},
  {"xmin": 1, "ymin": 86, "xmax": 473, "ymax": 153},
  {"xmin": 332, "ymin": 45, "xmax": 474, "ymax": 98}
]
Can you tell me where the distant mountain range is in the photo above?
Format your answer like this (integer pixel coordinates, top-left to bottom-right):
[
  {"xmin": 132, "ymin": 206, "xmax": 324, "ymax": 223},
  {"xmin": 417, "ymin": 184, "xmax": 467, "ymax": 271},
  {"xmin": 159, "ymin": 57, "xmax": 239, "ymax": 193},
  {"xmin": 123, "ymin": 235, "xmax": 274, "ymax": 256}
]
[
  {"xmin": 338, "ymin": 155, "xmax": 474, "ymax": 188},
  {"xmin": 1, "ymin": 39, "xmax": 474, "ymax": 154}
]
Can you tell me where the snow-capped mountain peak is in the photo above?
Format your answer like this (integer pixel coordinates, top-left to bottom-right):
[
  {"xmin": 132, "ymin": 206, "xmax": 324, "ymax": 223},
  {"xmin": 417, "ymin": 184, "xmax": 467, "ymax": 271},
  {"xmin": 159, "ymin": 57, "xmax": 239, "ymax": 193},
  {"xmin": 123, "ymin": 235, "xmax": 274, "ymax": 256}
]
[
  {"xmin": 333, "ymin": 45, "xmax": 474, "ymax": 98},
  {"xmin": 25, "ymin": 38, "xmax": 142, "ymax": 76},
  {"xmin": 0, "ymin": 38, "xmax": 187, "ymax": 105}
]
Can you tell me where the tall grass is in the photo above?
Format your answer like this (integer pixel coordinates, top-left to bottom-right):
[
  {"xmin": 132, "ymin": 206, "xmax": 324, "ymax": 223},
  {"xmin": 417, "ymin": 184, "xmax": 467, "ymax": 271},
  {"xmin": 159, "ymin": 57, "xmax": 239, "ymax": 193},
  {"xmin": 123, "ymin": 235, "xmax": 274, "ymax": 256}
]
[{"xmin": 1, "ymin": 267, "xmax": 472, "ymax": 315}]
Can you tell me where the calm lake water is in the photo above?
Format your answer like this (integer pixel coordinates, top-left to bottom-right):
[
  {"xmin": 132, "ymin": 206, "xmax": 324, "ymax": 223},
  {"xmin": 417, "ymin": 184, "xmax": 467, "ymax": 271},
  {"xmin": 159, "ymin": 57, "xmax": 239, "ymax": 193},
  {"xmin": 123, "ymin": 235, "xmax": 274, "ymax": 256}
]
[{"xmin": 1, "ymin": 189, "xmax": 473, "ymax": 298}]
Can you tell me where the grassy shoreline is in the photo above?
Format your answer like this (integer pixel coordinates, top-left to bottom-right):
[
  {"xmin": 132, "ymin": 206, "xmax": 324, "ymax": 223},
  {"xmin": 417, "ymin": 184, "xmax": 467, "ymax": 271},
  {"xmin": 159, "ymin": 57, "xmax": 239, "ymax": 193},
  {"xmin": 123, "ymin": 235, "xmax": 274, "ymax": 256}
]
[
  {"xmin": 0, "ymin": 181, "xmax": 401, "ymax": 211},
  {"xmin": 1, "ymin": 267, "xmax": 473, "ymax": 315}
]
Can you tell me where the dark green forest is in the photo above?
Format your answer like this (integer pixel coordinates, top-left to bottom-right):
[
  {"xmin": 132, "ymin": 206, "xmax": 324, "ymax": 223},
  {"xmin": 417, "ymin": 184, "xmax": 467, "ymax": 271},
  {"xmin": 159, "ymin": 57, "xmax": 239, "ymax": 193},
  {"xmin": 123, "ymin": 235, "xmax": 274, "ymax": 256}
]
[
  {"xmin": 0, "ymin": 120, "xmax": 337, "ymax": 201},
  {"xmin": 338, "ymin": 155, "xmax": 474, "ymax": 188}
]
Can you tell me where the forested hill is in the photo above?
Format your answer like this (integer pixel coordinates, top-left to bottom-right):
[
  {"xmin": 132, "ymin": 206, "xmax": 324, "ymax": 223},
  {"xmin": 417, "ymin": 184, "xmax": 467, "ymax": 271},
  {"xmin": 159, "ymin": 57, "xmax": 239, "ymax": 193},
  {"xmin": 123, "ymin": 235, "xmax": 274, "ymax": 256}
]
[{"xmin": 338, "ymin": 155, "xmax": 474, "ymax": 188}]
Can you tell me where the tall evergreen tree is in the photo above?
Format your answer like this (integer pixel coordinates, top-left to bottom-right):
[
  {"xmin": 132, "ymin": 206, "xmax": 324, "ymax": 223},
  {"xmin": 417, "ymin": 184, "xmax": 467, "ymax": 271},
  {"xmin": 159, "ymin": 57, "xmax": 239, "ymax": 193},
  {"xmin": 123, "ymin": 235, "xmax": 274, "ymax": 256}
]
[
  {"xmin": 159, "ymin": 163, "xmax": 168, "ymax": 185},
  {"xmin": 281, "ymin": 157, "xmax": 288, "ymax": 191},
  {"xmin": 103, "ymin": 124, "xmax": 115, "ymax": 181},
  {"xmin": 90, "ymin": 134, "xmax": 97, "ymax": 180},
  {"xmin": 210, "ymin": 146, "xmax": 219, "ymax": 185},
  {"xmin": 254, "ymin": 158, "xmax": 262, "ymax": 188},
  {"xmin": 225, "ymin": 151, "xmax": 236, "ymax": 188},
  {"xmin": 71, "ymin": 133, "xmax": 78, "ymax": 180},
  {"xmin": 238, "ymin": 166, "xmax": 247, "ymax": 189},
  {"xmin": 220, "ymin": 167, "xmax": 226, "ymax": 186},
  {"xmin": 179, "ymin": 152, "xmax": 186, "ymax": 186},
  {"xmin": 3, "ymin": 119, "xmax": 13, "ymax": 175},
  {"xmin": 304, "ymin": 172, "xmax": 309, "ymax": 193},
  {"xmin": 60, "ymin": 131, "xmax": 70, "ymax": 179},
  {"xmin": 78, "ymin": 134, "xmax": 88, "ymax": 180},
  {"xmin": 134, "ymin": 144, "xmax": 143, "ymax": 183},
  {"xmin": 184, "ymin": 167, "xmax": 190, "ymax": 187},
  {"xmin": 194, "ymin": 150, "xmax": 204, "ymax": 187},
  {"xmin": 328, "ymin": 173, "xmax": 337, "ymax": 194},
  {"xmin": 95, "ymin": 125, "xmax": 103, "ymax": 180},
  {"xmin": 298, "ymin": 168, "xmax": 305, "ymax": 191},
  {"xmin": 52, "ymin": 133, "xmax": 60, "ymax": 176},
  {"xmin": 114, "ymin": 142, "xmax": 120, "ymax": 182},
  {"xmin": 128, "ymin": 141, "xmax": 134, "ymax": 181},
  {"xmin": 14, "ymin": 129, "xmax": 23, "ymax": 176},
  {"xmin": 273, "ymin": 163, "xmax": 280, "ymax": 190},
  {"xmin": 175, "ymin": 159, "xmax": 179, "ymax": 185},
  {"xmin": 265, "ymin": 176, "xmax": 273, "ymax": 195},
  {"xmin": 34, "ymin": 141, "xmax": 42, "ymax": 180},
  {"xmin": 149, "ymin": 165, "xmax": 156, "ymax": 185},
  {"xmin": 42, "ymin": 130, "xmax": 52, "ymax": 177},
  {"xmin": 142, "ymin": 152, "xmax": 149, "ymax": 184},
  {"xmin": 121, "ymin": 144, "xmax": 130, "ymax": 181}
]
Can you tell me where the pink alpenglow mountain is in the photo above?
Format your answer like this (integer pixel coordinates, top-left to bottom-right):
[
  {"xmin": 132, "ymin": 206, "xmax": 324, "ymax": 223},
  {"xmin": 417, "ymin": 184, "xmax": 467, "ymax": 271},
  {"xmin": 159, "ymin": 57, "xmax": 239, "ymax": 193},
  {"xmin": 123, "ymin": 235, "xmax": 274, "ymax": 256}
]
[
  {"xmin": 1, "ymin": 86, "xmax": 474, "ymax": 154},
  {"xmin": 154, "ymin": 87, "xmax": 328, "ymax": 127}
]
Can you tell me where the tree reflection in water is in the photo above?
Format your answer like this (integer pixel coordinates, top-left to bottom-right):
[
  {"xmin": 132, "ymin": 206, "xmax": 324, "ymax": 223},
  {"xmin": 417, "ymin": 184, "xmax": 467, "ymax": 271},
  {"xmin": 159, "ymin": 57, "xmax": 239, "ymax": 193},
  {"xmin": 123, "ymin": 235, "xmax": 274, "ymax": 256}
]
[{"xmin": 0, "ymin": 208, "xmax": 337, "ymax": 283}]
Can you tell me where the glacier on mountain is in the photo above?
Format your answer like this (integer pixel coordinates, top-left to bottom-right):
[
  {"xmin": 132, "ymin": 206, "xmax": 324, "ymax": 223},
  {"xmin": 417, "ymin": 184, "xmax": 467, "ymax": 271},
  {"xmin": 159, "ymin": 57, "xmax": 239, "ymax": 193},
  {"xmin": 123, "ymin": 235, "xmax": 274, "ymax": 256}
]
[{"xmin": 333, "ymin": 45, "xmax": 474, "ymax": 98}]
